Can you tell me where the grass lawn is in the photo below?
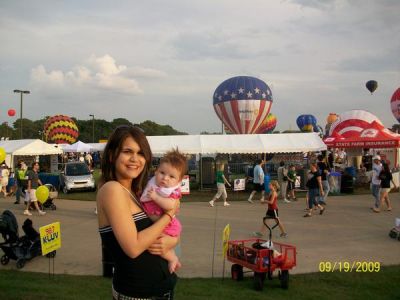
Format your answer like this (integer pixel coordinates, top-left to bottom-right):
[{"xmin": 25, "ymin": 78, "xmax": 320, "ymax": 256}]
[{"xmin": 0, "ymin": 266, "xmax": 399, "ymax": 300}]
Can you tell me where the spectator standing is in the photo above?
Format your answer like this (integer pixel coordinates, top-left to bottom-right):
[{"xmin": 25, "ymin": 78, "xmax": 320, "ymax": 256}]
[
  {"xmin": 85, "ymin": 152, "xmax": 93, "ymax": 170},
  {"xmin": 287, "ymin": 164, "xmax": 297, "ymax": 201},
  {"xmin": 277, "ymin": 161, "xmax": 290, "ymax": 203},
  {"xmin": 0, "ymin": 163, "xmax": 9, "ymax": 197},
  {"xmin": 248, "ymin": 159, "xmax": 265, "ymax": 203},
  {"xmin": 14, "ymin": 161, "xmax": 28, "ymax": 204},
  {"xmin": 317, "ymin": 154, "xmax": 330, "ymax": 205},
  {"xmin": 370, "ymin": 155, "xmax": 382, "ymax": 211}
]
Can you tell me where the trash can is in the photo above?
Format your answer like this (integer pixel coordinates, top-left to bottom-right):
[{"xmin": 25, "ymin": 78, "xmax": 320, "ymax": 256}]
[
  {"xmin": 329, "ymin": 172, "xmax": 341, "ymax": 194},
  {"xmin": 101, "ymin": 241, "xmax": 114, "ymax": 277}
]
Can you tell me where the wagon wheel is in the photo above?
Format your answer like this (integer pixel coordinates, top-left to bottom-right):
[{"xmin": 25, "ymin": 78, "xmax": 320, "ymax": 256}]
[
  {"xmin": 231, "ymin": 264, "xmax": 243, "ymax": 281},
  {"xmin": 280, "ymin": 270, "xmax": 289, "ymax": 289},
  {"xmin": 254, "ymin": 272, "xmax": 265, "ymax": 291},
  {"xmin": 1, "ymin": 255, "xmax": 9, "ymax": 265},
  {"xmin": 16, "ymin": 258, "xmax": 26, "ymax": 269},
  {"xmin": 46, "ymin": 251, "xmax": 57, "ymax": 258}
]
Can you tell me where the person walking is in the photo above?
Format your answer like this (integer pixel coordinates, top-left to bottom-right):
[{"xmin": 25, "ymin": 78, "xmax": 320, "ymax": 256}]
[
  {"xmin": 248, "ymin": 159, "xmax": 265, "ymax": 204},
  {"xmin": 209, "ymin": 163, "xmax": 231, "ymax": 207},
  {"xmin": 317, "ymin": 154, "xmax": 330, "ymax": 205},
  {"xmin": 304, "ymin": 163, "xmax": 325, "ymax": 217},
  {"xmin": 373, "ymin": 162, "xmax": 397, "ymax": 212},
  {"xmin": 370, "ymin": 155, "xmax": 382, "ymax": 211},
  {"xmin": 253, "ymin": 180, "xmax": 287, "ymax": 238},
  {"xmin": 277, "ymin": 161, "xmax": 290, "ymax": 203},
  {"xmin": 23, "ymin": 162, "xmax": 46, "ymax": 216}
]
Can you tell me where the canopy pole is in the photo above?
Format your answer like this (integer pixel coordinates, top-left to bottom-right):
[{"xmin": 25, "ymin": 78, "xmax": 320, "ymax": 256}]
[{"xmin": 200, "ymin": 153, "xmax": 203, "ymax": 191}]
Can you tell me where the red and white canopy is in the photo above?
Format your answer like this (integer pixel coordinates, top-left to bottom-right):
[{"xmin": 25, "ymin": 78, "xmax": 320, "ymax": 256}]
[{"xmin": 324, "ymin": 110, "xmax": 400, "ymax": 148}]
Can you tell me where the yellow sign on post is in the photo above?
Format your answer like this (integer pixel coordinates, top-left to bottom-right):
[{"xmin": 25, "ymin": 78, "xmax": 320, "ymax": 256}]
[
  {"xmin": 222, "ymin": 224, "xmax": 231, "ymax": 257},
  {"xmin": 39, "ymin": 222, "xmax": 61, "ymax": 256}
]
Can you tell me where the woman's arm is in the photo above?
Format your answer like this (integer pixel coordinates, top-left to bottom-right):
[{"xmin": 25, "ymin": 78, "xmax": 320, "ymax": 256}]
[{"xmin": 99, "ymin": 182, "xmax": 179, "ymax": 259}]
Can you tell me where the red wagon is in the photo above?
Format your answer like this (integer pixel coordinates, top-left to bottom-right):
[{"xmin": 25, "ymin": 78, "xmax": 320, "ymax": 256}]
[{"xmin": 227, "ymin": 238, "xmax": 296, "ymax": 290}]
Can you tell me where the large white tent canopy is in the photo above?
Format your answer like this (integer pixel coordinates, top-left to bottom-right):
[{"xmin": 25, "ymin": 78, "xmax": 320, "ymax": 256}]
[
  {"xmin": 61, "ymin": 141, "xmax": 93, "ymax": 153},
  {"xmin": 0, "ymin": 139, "xmax": 62, "ymax": 156},
  {"xmin": 89, "ymin": 133, "xmax": 326, "ymax": 154}
]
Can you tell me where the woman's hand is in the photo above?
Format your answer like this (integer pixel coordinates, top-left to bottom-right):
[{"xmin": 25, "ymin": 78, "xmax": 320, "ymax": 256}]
[{"xmin": 148, "ymin": 235, "xmax": 179, "ymax": 255}]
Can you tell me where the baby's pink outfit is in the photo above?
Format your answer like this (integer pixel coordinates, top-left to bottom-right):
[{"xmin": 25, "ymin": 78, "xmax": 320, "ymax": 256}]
[{"xmin": 140, "ymin": 176, "xmax": 182, "ymax": 237}]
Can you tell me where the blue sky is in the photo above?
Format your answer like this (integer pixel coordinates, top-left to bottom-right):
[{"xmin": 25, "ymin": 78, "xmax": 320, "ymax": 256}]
[{"xmin": 0, "ymin": 0, "xmax": 399, "ymax": 134}]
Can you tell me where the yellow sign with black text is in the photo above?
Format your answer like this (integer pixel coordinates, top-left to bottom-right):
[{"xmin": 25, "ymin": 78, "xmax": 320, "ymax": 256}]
[
  {"xmin": 222, "ymin": 224, "xmax": 231, "ymax": 257},
  {"xmin": 39, "ymin": 222, "xmax": 61, "ymax": 256}
]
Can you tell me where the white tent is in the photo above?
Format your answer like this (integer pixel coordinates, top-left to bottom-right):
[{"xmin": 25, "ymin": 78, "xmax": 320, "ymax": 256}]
[
  {"xmin": 62, "ymin": 141, "xmax": 93, "ymax": 153},
  {"xmin": 0, "ymin": 139, "xmax": 62, "ymax": 156},
  {"xmin": 87, "ymin": 133, "xmax": 326, "ymax": 154},
  {"xmin": 0, "ymin": 139, "xmax": 63, "ymax": 170}
]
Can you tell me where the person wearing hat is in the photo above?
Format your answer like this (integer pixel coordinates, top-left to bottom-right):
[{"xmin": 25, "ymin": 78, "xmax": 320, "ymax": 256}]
[{"xmin": 371, "ymin": 155, "xmax": 382, "ymax": 211}]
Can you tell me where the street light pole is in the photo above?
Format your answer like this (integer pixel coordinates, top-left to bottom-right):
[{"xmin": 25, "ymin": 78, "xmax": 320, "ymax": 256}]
[
  {"xmin": 13, "ymin": 89, "xmax": 30, "ymax": 139},
  {"xmin": 89, "ymin": 114, "xmax": 95, "ymax": 143}
]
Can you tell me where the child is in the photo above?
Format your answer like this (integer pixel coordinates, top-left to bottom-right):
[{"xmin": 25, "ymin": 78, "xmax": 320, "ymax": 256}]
[
  {"xmin": 140, "ymin": 149, "xmax": 187, "ymax": 273},
  {"xmin": 209, "ymin": 163, "xmax": 231, "ymax": 207},
  {"xmin": 253, "ymin": 180, "xmax": 287, "ymax": 238}
]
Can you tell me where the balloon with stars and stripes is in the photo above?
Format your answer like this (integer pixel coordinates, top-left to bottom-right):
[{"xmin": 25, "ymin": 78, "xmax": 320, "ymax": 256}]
[
  {"xmin": 44, "ymin": 115, "xmax": 79, "ymax": 144},
  {"xmin": 213, "ymin": 76, "xmax": 273, "ymax": 134}
]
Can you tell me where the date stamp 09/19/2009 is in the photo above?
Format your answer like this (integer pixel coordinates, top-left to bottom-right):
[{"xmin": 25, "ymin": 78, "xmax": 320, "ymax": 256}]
[{"xmin": 319, "ymin": 261, "xmax": 381, "ymax": 273}]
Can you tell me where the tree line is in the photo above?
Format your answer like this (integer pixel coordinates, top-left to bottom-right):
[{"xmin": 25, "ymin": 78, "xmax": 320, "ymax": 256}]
[{"xmin": 0, "ymin": 118, "xmax": 187, "ymax": 143}]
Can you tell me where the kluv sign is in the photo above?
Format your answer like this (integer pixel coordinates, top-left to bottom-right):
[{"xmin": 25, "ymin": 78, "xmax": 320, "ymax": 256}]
[{"xmin": 39, "ymin": 222, "xmax": 61, "ymax": 256}]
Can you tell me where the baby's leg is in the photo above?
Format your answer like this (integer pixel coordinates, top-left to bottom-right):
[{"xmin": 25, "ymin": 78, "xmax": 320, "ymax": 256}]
[{"xmin": 162, "ymin": 249, "xmax": 181, "ymax": 273}]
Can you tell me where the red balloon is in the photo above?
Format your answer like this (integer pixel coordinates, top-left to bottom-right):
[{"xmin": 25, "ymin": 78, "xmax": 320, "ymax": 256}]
[{"xmin": 8, "ymin": 109, "xmax": 16, "ymax": 117}]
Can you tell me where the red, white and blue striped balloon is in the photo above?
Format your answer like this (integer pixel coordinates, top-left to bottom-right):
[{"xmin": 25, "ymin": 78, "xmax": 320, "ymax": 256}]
[{"xmin": 213, "ymin": 76, "xmax": 273, "ymax": 134}]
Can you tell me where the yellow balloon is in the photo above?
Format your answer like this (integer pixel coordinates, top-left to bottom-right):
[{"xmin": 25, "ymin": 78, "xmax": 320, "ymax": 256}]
[
  {"xmin": 36, "ymin": 186, "xmax": 50, "ymax": 204},
  {"xmin": 0, "ymin": 147, "xmax": 5, "ymax": 164}
]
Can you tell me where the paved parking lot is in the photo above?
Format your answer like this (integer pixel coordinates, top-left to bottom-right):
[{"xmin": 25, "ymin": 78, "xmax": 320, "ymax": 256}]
[{"xmin": 0, "ymin": 193, "xmax": 399, "ymax": 278}]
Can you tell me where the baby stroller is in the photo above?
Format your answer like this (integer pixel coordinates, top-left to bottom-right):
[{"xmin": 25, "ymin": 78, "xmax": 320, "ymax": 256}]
[
  {"xmin": 0, "ymin": 210, "xmax": 45, "ymax": 269},
  {"xmin": 40, "ymin": 184, "xmax": 58, "ymax": 211}
]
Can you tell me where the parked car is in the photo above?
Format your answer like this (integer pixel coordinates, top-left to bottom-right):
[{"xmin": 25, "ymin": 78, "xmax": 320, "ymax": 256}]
[{"xmin": 59, "ymin": 162, "xmax": 96, "ymax": 193}]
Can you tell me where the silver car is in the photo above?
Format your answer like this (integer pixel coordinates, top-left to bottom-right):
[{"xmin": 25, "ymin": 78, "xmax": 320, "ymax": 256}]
[{"xmin": 60, "ymin": 162, "xmax": 96, "ymax": 193}]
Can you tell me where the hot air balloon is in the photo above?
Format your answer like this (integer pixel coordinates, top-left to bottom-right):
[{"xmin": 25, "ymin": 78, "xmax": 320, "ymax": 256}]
[
  {"xmin": 296, "ymin": 114, "xmax": 317, "ymax": 132},
  {"xmin": 44, "ymin": 115, "xmax": 79, "ymax": 144},
  {"xmin": 325, "ymin": 113, "xmax": 338, "ymax": 137},
  {"xmin": 7, "ymin": 109, "xmax": 16, "ymax": 117},
  {"xmin": 390, "ymin": 87, "xmax": 400, "ymax": 123},
  {"xmin": 257, "ymin": 113, "xmax": 277, "ymax": 133},
  {"xmin": 366, "ymin": 80, "xmax": 378, "ymax": 94},
  {"xmin": 213, "ymin": 76, "xmax": 273, "ymax": 134},
  {"xmin": 329, "ymin": 110, "xmax": 383, "ymax": 137},
  {"xmin": 326, "ymin": 113, "xmax": 338, "ymax": 125}
]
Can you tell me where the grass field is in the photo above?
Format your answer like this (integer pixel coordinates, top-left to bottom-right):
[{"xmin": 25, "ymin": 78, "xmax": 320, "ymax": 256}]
[{"xmin": 0, "ymin": 265, "xmax": 399, "ymax": 299}]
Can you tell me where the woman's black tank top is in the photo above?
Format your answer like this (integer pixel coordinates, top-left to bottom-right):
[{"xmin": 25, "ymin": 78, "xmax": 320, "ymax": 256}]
[{"xmin": 99, "ymin": 211, "xmax": 177, "ymax": 297}]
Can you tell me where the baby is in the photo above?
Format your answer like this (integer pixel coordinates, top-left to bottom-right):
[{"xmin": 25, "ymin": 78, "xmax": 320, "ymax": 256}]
[{"xmin": 140, "ymin": 149, "xmax": 187, "ymax": 273}]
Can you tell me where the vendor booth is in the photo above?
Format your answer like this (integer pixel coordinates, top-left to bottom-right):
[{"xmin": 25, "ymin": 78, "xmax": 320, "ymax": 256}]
[
  {"xmin": 0, "ymin": 139, "xmax": 63, "ymax": 188},
  {"xmin": 87, "ymin": 132, "xmax": 326, "ymax": 189},
  {"xmin": 323, "ymin": 110, "xmax": 400, "ymax": 190}
]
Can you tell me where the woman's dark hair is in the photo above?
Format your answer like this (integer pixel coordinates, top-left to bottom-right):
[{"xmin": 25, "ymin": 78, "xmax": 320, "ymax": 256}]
[
  {"xmin": 255, "ymin": 159, "xmax": 262, "ymax": 165},
  {"xmin": 101, "ymin": 126, "xmax": 152, "ymax": 196},
  {"xmin": 279, "ymin": 161, "xmax": 285, "ymax": 167}
]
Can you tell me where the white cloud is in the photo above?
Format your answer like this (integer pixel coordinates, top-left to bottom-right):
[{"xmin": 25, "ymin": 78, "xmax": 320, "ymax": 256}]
[{"xmin": 28, "ymin": 54, "xmax": 165, "ymax": 95}]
